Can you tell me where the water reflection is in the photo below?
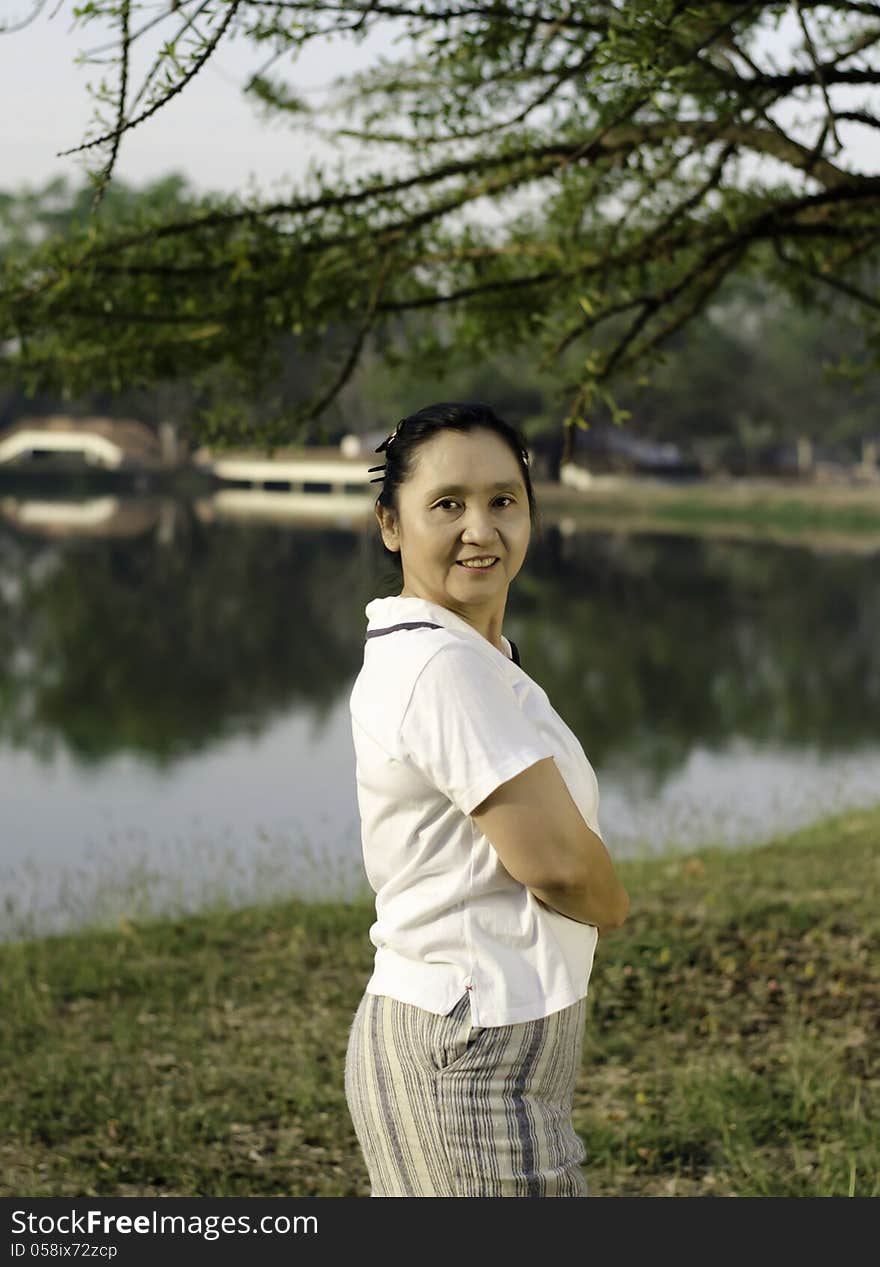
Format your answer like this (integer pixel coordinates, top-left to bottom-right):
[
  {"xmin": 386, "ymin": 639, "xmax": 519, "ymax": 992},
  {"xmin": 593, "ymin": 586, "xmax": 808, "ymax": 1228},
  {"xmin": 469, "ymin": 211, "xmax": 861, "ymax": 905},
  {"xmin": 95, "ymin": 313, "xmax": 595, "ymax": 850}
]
[{"xmin": 1, "ymin": 485, "xmax": 877, "ymax": 940}]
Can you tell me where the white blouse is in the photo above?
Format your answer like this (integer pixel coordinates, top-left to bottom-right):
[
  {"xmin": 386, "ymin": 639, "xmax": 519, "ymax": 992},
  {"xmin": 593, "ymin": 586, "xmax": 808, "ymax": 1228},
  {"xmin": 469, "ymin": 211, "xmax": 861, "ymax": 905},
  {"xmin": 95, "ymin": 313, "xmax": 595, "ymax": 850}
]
[{"xmin": 348, "ymin": 594, "xmax": 603, "ymax": 1027}]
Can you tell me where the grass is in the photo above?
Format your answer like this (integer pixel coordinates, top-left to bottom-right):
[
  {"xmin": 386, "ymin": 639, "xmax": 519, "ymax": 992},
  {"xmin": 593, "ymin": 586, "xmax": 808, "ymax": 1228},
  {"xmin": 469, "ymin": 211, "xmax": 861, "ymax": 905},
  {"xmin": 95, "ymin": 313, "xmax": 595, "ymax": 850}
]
[
  {"xmin": 535, "ymin": 476, "xmax": 880, "ymax": 545},
  {"xmin": 650, "ymin": 495, "xmax": 880, "ymax": 533},
  {"xmin": 1, "ymin": 805, "xmax": 877, "ymax": 1198}
]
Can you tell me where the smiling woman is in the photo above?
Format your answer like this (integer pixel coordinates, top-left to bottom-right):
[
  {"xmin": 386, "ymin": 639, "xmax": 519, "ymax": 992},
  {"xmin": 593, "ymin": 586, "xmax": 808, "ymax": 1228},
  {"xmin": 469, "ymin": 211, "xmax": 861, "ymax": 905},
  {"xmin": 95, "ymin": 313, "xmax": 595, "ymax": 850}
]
[{"xmin": 345, "ymin": 402, "xmax": 629, "ymax": 1197}]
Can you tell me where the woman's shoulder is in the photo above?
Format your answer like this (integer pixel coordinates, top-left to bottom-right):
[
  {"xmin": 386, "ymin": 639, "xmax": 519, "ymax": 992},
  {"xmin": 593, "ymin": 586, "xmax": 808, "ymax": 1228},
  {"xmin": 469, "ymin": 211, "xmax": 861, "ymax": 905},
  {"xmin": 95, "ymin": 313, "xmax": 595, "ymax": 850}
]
[{"xmin": 351, "ymin": 624, "xmax": 461, "ymax": 710}]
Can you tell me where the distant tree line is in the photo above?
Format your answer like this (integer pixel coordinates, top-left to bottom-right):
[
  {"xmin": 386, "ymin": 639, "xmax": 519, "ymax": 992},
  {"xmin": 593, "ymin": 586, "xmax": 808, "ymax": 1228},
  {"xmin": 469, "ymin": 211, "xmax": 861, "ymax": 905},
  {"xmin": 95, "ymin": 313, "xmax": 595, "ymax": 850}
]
[
  {"xmin": 1, "ymin": 174, "xmax": 878, "ymax": 477},
  {"xmin": 1, "ymin": 2, "xmax": 878, "ymax": 463}
]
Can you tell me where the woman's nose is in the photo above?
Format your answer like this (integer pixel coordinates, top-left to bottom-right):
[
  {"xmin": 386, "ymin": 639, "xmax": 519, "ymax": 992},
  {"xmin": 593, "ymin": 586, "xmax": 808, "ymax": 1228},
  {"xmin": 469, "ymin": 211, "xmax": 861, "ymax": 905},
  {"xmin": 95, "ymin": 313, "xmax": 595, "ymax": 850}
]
[{"xmin": 460, "ymin": 508, "xmax": 497, "ymax": 541}]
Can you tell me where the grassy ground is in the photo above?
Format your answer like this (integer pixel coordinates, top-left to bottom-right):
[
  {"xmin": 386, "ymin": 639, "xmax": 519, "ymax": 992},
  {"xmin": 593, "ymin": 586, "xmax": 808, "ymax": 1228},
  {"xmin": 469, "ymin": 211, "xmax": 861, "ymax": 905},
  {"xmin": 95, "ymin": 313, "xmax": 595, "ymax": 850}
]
[{"xmin": 1, "ymin": 804, "xmax": 877, "ymax": 1198}]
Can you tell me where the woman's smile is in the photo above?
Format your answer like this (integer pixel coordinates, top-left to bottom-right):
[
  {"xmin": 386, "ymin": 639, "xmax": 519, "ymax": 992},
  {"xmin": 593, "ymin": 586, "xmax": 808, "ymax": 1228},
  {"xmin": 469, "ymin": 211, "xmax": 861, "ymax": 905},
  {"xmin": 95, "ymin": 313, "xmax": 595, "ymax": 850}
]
[{"xmin": 456, "ymin": 556, "xmax": 500, "ymax": 572}]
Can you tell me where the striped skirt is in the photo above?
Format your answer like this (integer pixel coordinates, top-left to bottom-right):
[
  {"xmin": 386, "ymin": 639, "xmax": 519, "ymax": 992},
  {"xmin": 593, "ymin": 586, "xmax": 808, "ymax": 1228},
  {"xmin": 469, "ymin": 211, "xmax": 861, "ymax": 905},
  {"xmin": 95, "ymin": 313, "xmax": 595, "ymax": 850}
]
[{"xmin": 344, "ymin": 988, "xmax": 589, "ymax": 1197}]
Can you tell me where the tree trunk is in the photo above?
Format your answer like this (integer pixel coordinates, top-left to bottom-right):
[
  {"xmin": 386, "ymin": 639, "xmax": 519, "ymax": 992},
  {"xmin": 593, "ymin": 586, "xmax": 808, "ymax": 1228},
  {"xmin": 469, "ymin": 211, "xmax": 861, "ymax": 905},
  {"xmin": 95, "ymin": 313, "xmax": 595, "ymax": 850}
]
[{"xmin": 560, "ymin": 418, "xmax": 576, "ymax": 469}]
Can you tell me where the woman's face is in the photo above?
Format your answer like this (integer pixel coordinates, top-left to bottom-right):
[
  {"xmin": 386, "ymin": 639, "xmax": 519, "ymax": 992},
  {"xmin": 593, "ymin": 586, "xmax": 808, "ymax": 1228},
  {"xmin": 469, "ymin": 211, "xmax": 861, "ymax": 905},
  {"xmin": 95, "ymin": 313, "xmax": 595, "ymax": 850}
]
[{"xmin": 376, "ymin": 427, "xmax": 531, "ymax": 616}]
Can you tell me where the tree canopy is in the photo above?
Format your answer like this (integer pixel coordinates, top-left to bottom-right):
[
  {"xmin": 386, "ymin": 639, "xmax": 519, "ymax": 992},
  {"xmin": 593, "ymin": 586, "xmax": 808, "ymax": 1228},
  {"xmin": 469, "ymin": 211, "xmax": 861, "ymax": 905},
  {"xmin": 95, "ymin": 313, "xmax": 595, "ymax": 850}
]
[{"xmin": 1, "ymin": 1, "xmax": 879, "ymax": 449}]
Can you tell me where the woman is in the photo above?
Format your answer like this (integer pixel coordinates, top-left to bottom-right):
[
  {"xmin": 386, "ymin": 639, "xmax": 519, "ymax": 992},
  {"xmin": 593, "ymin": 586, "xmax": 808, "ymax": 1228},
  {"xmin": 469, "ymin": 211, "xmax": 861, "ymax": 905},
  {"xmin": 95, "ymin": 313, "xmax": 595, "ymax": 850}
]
[{"xmin": 345, "ymin": 401, "xmax": 629, "ymax": 1197}]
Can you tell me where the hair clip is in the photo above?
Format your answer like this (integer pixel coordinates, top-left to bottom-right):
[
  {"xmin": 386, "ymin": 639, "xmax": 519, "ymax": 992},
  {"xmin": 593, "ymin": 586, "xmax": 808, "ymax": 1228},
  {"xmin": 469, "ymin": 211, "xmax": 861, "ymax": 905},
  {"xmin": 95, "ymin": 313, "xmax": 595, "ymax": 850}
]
[
  {"xmin": 368, "ymin": 419, "xmax": 404, "ymax": 482},
  {"xmin": 374, "ymin": 416, "xmax": 410, "ymax": 456}
]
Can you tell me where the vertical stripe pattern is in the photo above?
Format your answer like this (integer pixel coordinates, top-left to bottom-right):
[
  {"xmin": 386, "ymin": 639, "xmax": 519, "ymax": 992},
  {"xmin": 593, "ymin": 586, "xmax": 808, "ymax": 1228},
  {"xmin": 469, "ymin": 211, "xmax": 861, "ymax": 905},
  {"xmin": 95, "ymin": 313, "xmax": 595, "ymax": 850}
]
[{"xmin": 344, "ymin": 990, "xmax": 589, "ymax": 1197}]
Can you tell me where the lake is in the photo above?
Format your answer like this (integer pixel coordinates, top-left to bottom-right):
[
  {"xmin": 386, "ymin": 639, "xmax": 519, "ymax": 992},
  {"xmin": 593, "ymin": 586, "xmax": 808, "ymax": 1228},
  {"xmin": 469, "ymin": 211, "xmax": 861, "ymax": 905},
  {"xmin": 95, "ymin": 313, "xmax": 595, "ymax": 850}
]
[{"xmin": 1, "ymin": 484, "xmax": 878, "ymax": 941}]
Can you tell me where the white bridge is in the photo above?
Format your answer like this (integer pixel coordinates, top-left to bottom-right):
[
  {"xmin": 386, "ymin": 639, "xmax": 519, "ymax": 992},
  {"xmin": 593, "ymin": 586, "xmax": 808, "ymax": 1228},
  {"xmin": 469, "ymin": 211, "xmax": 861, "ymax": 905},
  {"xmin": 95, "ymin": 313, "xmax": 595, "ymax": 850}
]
[
  {"xmin": 0, "ymin": 427, "xmax": 125, "ymax": 469},
  {"xmin": 190, "ymin": 443, "xmax": 378, "ymax": 520},
  {"xmin": 0, "ymin": 416, "xmax": 170, "ymax": 470}
]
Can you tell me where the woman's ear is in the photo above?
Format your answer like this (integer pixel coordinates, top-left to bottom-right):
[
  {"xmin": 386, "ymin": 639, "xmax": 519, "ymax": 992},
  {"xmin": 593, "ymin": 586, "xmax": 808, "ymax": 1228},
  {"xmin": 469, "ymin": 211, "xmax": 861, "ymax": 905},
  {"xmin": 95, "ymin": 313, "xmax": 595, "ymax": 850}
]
[{"xmin": 375, "ymin": 504, "xmax": 400, "ymax": 553}]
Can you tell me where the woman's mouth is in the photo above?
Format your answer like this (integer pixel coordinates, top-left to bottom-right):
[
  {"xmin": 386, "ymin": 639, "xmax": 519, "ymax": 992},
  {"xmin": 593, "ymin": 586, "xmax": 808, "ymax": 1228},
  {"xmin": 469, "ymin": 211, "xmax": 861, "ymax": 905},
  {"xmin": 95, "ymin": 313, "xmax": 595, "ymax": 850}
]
[{"xmin": 456, "ymin": 557, "xmax": 499, "ymax": 571}]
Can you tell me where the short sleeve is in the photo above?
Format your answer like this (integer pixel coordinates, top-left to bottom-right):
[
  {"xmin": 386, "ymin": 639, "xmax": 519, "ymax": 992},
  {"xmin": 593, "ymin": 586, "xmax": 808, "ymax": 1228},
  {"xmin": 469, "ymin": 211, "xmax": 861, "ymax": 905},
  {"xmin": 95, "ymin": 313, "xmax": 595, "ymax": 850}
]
[{"xmin": 399, "ymin": 643, "xmax": 555, "ymax": 816}]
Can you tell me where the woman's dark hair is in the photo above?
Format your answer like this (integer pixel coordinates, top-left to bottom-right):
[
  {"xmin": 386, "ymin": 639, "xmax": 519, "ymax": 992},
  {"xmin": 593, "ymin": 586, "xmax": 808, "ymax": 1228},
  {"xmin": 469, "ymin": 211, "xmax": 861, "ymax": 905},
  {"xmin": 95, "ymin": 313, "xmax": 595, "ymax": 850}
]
[{"xmin": 369, "ymin": 401, "xmax": 543, "ymax": 576}]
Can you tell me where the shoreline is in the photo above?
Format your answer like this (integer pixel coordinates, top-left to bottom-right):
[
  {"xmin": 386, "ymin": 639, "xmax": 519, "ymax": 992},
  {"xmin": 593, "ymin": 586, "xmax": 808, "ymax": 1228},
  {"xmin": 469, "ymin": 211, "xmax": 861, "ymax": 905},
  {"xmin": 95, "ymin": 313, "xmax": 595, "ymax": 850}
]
[{"xmin": 533, "ymin": 474, "xmax": 880, "ymax": 550}]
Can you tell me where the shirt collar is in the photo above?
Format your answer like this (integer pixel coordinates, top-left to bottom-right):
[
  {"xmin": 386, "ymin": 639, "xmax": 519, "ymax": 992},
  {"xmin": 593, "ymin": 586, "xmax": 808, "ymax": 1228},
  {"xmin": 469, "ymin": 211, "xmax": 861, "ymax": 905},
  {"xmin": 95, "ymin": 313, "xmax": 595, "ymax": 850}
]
[{"xmin": 364, "ymin": 594, "xmax": 514, "ymax": 663}]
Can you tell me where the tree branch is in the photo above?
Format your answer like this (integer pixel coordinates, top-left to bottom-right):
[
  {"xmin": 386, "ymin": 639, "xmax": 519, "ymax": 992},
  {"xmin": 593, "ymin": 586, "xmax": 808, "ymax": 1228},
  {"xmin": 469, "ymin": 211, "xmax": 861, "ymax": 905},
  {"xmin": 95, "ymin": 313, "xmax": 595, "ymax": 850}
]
[
  {"xmin": 57, "ymin": 1, "xmax": 242, "ymax": 161},
  {"xmin": 836, "ymin": 110, "xmax": 880, "ymax": 129},
  {"xmin": 90, "ymin": 0, "xmax": 132, "ymax": 212},
  {"xmin": 242, "ymin": 1, "xmax": 608, "ymax": 31},
  {"xmin": 334, "ymin": 45, "xmax": 601, "ymax": 145},
  {"xmin": 0, "ymin": 0, "xmax": 49, "ymax": 35},
  {"xmin": 773, "ymin": 236, "xmax": 880, "ymax": 312},
  {"xmin": 307, "ymin": 251, "xmax": 393, "ymax": 418},
  {"xmin": 793, "ymin": 0, "xmax": 843, "ymax": 151},
  {"xmin": 127, "ymin": 0, "xmax": 217, "ymax": 117}
]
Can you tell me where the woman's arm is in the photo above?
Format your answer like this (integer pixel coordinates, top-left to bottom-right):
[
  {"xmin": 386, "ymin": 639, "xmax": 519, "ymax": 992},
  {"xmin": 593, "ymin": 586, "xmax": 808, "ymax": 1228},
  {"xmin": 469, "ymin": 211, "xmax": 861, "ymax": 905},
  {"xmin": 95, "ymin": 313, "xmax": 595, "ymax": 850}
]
[
  {"xmin": 528, "ymin": 874, "xmax": 630, "ymax": 936},
  {"xmin": 471, "ymin": 756, "xmax": 630, "ymax": 933}
]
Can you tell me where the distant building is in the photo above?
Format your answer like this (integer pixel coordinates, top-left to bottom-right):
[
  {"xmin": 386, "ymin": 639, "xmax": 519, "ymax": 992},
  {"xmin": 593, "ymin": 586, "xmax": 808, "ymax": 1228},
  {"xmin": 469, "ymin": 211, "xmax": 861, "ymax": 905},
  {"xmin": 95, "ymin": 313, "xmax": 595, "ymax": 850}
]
[{"xmin": 573, "ymin": 423, "xmax": 702, "ymax": 478}]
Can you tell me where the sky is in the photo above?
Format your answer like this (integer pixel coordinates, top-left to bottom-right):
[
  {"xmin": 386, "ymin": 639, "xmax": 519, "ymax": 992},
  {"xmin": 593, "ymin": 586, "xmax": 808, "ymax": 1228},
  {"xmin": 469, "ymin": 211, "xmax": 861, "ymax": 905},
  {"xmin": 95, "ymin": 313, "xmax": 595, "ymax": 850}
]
[
  {"xmin": 2, "ymin": 2, "xmax": 402, "ymax": 197},
  {"xmin": 1, "ymin": 3, "xmax": 876, "ymax": 199}
]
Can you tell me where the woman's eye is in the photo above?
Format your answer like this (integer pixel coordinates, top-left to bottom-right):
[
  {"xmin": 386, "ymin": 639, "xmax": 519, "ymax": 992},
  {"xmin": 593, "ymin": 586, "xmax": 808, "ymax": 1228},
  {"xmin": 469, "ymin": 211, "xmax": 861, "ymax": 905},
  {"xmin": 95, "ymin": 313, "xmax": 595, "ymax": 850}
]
[{"xmin": 434, "ymin": 497, "xmax": 514, "ymax": 510}]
